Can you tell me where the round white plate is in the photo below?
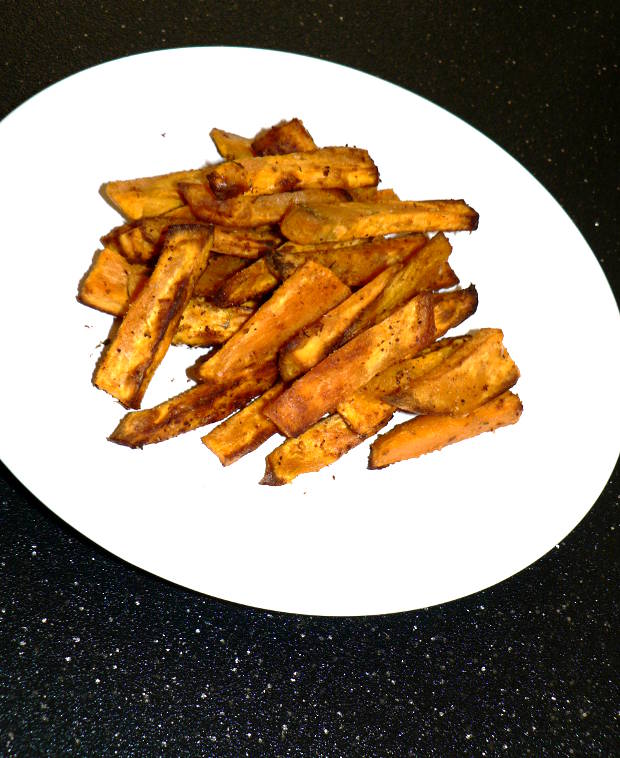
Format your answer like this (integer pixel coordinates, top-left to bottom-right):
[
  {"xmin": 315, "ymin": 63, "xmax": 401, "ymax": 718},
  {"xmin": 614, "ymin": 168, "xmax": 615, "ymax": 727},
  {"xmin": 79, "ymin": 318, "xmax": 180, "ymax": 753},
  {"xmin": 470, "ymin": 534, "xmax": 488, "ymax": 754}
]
[{"xmin": 1, "ymin": 47, "xmax": 618, "ymax": 616}]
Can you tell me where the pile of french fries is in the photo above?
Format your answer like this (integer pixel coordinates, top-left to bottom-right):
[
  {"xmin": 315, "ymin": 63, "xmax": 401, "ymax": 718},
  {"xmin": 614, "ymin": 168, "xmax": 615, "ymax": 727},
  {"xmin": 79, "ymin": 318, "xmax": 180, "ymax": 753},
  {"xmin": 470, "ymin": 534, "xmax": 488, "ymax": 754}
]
[{"xmin": 78, "ymin": 118, "xmax": 522, "ymax": 485}]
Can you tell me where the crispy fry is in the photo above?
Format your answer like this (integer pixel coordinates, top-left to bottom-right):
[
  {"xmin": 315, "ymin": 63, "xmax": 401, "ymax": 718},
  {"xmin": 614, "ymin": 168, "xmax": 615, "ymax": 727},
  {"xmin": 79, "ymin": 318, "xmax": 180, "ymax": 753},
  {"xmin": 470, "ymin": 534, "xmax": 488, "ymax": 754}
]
[
  {"xmin": 268, "ymin": 233, "xmax": 428, "ymax": 287},
  {"xmin": 280, "ymin": 199, "xmax": 479, "ymax": 244},
  {"xmin": 341, "ymin": 233, "xmax": 457, "ymax": 342},
  {"xmin": 190, "ymin": 260, "xmax": 351, "ymax": 383},
  {"xmin": 193, "ymin": 253, "xmax": 250, "ymax": 298},
  {"xmin": 368, "ymin": 391, "xmax": 523, "ymax": 469},
  {"xmin": 260, "ymin": 414, "xmax": 366, "ymax": 486},
  {"xmin": 172, "ymin": 298, "xmax": 254, "ymax": 347},
  {"xmin": 94, "ymin": 225, "xmax": 212, "ymax": 408},
  {"xmin": 383, "ymin": 328, "xmax": 520, "ymax": 415},
  {"xmin": 264, "ymin": 292, "xmax": 435, "ymax": 438},
  {"xmin": 202, "ymin": 382, "xmax": 286, "ymax": 466},
  {"xmin": 180, "ymin": 183, "xmax": 350, "ymax": 228},
  {"xmin": 213, "ymin": 257, "xmax": 279, "ymax": 306},
  {"xmin": 210, "ymin": 128, "xmax": 254, "ymax": 160},
  {"xmin": 206, "ymin": 147, "xmax": 378, "ymax": 200},
  {"xmin": 101, "ymin": 168, "xmax": 205, "ymax": 220},
  {"xmin": 78, "ymin": 246, "xmax": 150, "ymax": 316},
  {"xmin": 251, "ymin": 118, "xmax": 317, "ymax": 155},
  {"xmin": 347, "ymin": 187, "xmax": 400, "ymax": 202},
  {"xmin": 432, "ymin": 285, "xmax": 479, "ymax": 337},
  {"xmin": 212, "ymin": 225, "xmax": 282, "ymax": 257},
  {"xmin": 109, "ymin": 361, "xmax": 279, "ymax": 448}
]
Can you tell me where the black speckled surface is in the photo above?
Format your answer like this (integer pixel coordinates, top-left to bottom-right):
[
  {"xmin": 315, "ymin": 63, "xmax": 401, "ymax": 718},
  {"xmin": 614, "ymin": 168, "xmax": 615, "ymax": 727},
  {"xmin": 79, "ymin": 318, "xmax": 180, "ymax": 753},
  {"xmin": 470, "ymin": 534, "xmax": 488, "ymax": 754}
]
[{"xmin": 1, "ymin": 2, "xmax": 618, "ymax": 756}]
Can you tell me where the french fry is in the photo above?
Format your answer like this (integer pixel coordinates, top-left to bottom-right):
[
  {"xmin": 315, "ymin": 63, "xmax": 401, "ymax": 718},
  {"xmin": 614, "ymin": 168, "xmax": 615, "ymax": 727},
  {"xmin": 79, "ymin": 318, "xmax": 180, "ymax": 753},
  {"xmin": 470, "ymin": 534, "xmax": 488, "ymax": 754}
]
[
  {"xmin": 193, "ymin": 253, "xmax": 250, "ymax": 298},
  {"xmin": 180, "ymin": 183, "xmax": 350, "ymax": 228},
  {"xmin": 212, "ymin": 225, "xmax": 282, "ymax": 257},
  {"xmin": 347, "ymin": 187, "xmax": 400, "ymax": 202},
  {"xmin": 210, "ymin": 128, "xmax": 254, "ymax": 160},
  {"xmin": 190, "ymin": 260, "xmax": 351, "ymax": 383},
  {"xmin": 78, "ymin": 246, "xmax": 150, "ymax": 317},
  {"xmin": 383, "ymin": 328, "xmax": 520, "ymax": 416},
  {"xmin": 264, "ymin": 292, "xmax": 435, "ymax": 438},
  {"xmin": 172, "ymin": 299, "xmax": 254, "ymax": 347},
  {"xmin": 368, "ymin": 391, "xmax": 523, "ymax": 469},
  {"xmin": 101, "ymin": 168, "xmax": 205, "ymax": 220},
  {"xmin": 206, "ymin": 147, "xmax": 379, "ymax": 200},
  {"xmin": 202, "ymin": 382, "xmax": 286, "ymax": 465},
  {"xmin": 432, "ymin": 285, "xmax": 479, "ymax": 337},
  {"xmin": 109, "ymin": 361, "xmax": 279, "ymax": 448},
  {"xmin": 267, "ymin": 233, "xmax": 428, "ymax": 288},
  {"xmin": 213, "ymin": 257, "xmax": 280, "ymax": 306},
  {"xmin": 251, "ymin": 118, "xmax": 317, "ymax": 155},
  {"xmin": 260, "ymin": 414, "xmax": 366, "ymax": 486},
  {"xmin": 280, "ymin": 199, "xmax": 479, "ymax": 244},
  {"xmin": 94, "ymin": 225, "xmax": 212, "ymax": 408}
]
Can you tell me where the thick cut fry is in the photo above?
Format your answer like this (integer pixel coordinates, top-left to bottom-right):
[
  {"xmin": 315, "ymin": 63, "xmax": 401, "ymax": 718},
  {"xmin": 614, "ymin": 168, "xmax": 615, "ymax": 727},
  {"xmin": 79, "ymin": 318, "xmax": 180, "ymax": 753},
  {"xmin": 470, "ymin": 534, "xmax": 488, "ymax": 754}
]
[
  {"xmin": 78, "ymin": 246, "xmax": 150, "ymax": 316},
  {"xmin": 251, "ymin": 118, "xmax": 317, "ymax": 155},
  {"xmin": 268, "ymin": 233, "xmax": 428, "ymax": 287},
  {"xmin": 347, "ymin": 187, "xmax": 400, "ymax": 202},
  {"xmin": 369, "ymin": 392, "xmax": 523, "ymax": 469},
  {"xmin": 383, "ymin": 328, "xmax": 520, "ymax": 416},
  {"xmin": 210, "ymin": 128, "xmax": 254, "ymax": 160},
  {"xmin": 260, "ymin": 414, "xmax": 365, "ymax": 486},
  {"xmin": 278, "ymin": 266, "xmax": 395, "ymax": 382},
  {"xmin": 172, "ymin": 298, "xmax": 254, "ymax": 347},
  {"xmin": 193, "ymin": 253, "xmax": 250, "ymax": 297},
  {"xmin": 213, "ymin": 257, "xmax": 279, "ymax": 306},
  {"xmin": 109, "ymin": 361, "xmax": 279, "ymax": 448},
  {"xmin": 191, "ymin": 260, "xmax": 351, "ymax": 383},
  {"xmin": 264, "ymin": 293, "xmax": 435, "ymax": 438},
  {"xmin": 202, "ymin": 382, "xmax": 286, "ymax": 465},
  {"xmin": 94, "ymin": 226, "xmax": 212, "ymax": 408},
  {"xmin": 101, "ymin": 168, "xmax": 205, "ymax": 220},
  {"xmin": 432, "ymin": 285, "xmax": 479, "ymax": 337},
  {"xmin": 341, "ymin": 233, "xmax": 457, "ymax": 343},
  {"xmin": 280, "ymin": 199, "xmax": 479, "ymax": 243},
  {"xmin": 180, "ymin": 183, "xmax": 350, "ymax": 228},
  {"xmin": 212, "ymin": 225, "xmax": 282, "ymax": 257},
  {"xmin": 206, "ymin": 147, "xmax": 379, "ymax": 200}
]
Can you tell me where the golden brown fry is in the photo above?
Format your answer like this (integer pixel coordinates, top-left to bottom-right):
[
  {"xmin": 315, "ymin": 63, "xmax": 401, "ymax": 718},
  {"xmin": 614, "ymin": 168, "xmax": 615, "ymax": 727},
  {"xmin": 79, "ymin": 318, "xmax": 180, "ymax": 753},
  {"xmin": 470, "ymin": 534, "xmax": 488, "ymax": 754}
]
[
  {"xmin": 260, "ymin": 414, "xmax": 366, "ymax": 486},
  {"xmin": 94, "ymin": 225, "xmax": 212, "ymax": 408},
  {"xmin": 278, "ymin": 266, "xmax": 395, "ymax": 382},
  {"xmin": 101, "ymin": 168, "xmax": 205, "ymax": 220},
  {"xmin": 268, "ymin": 233, "xmax": 428, "ymax": 288},
  {"xmin": 251, "ymin": 118, "xmax": 317, "ymax": 155},
  {"xmin": 172, "ymin": 298, "xmax": 254, "ymax": 347},
  {"xmin": 78, "ymin": 246, "xmax": 150, "ymax": 317},
  {"xmin": 202, "ymin": 382, "xmax": 286, "ymax": 466},
  {"xmin": 280, "ymin": 199, "xmax": 479, "ymax": 244},
  {"xmin": 193, "ymin": 253, "xmax": 250, "ymax": 297},
  {"xmin": 180, "ymin": 183, "xmax": 350, "ymax": 228},
  {"xmin": 191, "ymin": 260, "xmax": 351, "ymax": 383},
  {"xmin": 213, "ymin": 258, "xmax": 279, "ymax": 306},
  {"xmin": 432, "ymin": 285, "xmax": 479, "ymax": 337},
  {"xmin": 206, "ymin": 147, "xmax": 378, "ymax": 200},
  {"xmin": 347, "ymin": 187, "xmax": 400, "ymax": 202},
  {"xmin": 368, "ymin": 391, "xmax": 523, "ymax": 469},
  {"xmin": 383, "ymin": 328, "xmax": 520, "ymax": 415},
  {"xmin": 212, "ymin": 225, "xmax": 282, "ymax": 257},
  {"xmin": 210, "ymin": 128, "xmax": 254, "ymax": 160},
  {"xmin": 264, "ymin": 293, "xmax": 435, "ymax": 438},
  {"xmin": 341, "ymin": 233, "xmax": 458, "ymax": 343},
  {"xmin": 109, "ymin": 361, "xmax": 279, "ymax": 448}
]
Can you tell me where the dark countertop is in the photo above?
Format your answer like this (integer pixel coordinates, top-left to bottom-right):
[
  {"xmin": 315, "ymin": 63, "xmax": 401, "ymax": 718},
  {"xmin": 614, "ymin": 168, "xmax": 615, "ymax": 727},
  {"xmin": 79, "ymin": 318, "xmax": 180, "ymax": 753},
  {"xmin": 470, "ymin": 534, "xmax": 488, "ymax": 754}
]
[{"xmin": 1, "ymin": 2, "xmax": 618, "ymax": 756}]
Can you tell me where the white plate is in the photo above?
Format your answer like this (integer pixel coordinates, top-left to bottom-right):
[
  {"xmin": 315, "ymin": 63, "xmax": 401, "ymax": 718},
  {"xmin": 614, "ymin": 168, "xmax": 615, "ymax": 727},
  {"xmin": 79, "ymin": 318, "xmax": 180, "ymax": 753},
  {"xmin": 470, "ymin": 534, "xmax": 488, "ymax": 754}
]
[{"xmin": 1, "ymin": 47, "xmax": 618, "ymax": 616}]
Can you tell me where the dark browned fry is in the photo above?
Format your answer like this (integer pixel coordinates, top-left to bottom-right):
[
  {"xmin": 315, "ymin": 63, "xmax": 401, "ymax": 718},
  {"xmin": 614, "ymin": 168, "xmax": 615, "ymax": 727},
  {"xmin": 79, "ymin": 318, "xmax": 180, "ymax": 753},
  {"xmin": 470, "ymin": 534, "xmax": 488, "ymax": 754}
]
[
  {"xmin": 251, "ymin": 118, "xmax": 317, "ymax": 155},
  {"xmin": 213, "ymin": 258, "xmax": 279, "ymax": 306}
]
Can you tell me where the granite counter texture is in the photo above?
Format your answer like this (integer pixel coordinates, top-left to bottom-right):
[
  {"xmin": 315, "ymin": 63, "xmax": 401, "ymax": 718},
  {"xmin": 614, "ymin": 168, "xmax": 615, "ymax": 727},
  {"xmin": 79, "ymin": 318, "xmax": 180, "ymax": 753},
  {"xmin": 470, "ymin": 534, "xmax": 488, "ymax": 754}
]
[{"xmin": 1, "ymin": 2, "xmax": 618, "ymax": 756}]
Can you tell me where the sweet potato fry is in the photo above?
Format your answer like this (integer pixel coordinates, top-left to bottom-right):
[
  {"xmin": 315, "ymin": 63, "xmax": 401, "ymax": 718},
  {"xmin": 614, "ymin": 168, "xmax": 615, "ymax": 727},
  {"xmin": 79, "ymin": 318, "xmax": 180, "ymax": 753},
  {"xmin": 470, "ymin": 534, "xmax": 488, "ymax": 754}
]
[
  {"xmin": 206, "ymin": 147, "xmax": 378, "ymax": 200},
  {"xmin": 180, "ymin": 183, "xmax": 350, "ymax": 228},
  {"xmin": 280, "ymin": 199, "xmax": 479, "ymax": 244},
  {"xmin": 101, "ymin": 168, "xmax": 205, "ymax": 220},
  {"xmin": 383, "ymin": 328, "xmax": 520, "ymax": 416},
  {"xmin": 213, "ymin": 257, "xmax": 279, "ymax": 306},
  {"xmin": 432, "ymin": 285, "xmax": 479, "ymax": 337},
  {"xmin": 268, "ymin": 233, "xmax": 428, "ymax": 288},
  {"xmin": 193, "ymin": 254, "xmax": 250, "ymax": 297},
  {"xmin": 202, "ymin": 382, "xmax": 286, "ymax": 466},
  {"xmin": 264, "ymin": 292, "xmax": 435, "ymax": 438},
  {"xmin": 78, "ymin": 246, "xmax": 150, "ymax": 317},
  {"xmin": 172, "ymin": 299, "xmax": 254, "ymax": 347},
  {"xmin": 210, "ymin": 128, "xmax": 254, "ymax": 160},
  {"xmin": 347, "ymin": 187, "xmax": 400, "ymax": 202},
  {"xmin": 341, "ymin": 233, "xmax": 457, "ymax": 342},
  {"xmin": 260, "ymin": 414, "xmax": 366, "ymax": 486},
  {"xmin": 251, "ymin": 118, "xmax": 317, "ymax": 155},
  {"xmin": 190, "ymin": 260, "xmax": 351, "ymax": 383},
  {"xmin": 109, "ymin": 361, "xmax": 279, "ymax": 448},
  {"xmin": 94, "ymin": 225, "xmax": 212, "ymax": 408},
  {"xmin": 368, "ymin": 391, "xmax": 523, "ymax": 469}
]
